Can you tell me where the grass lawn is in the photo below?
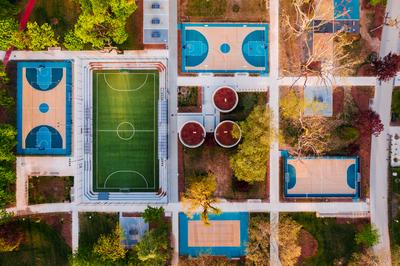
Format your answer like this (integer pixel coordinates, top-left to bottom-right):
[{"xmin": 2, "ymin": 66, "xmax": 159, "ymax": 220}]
[
  {"xmin": 0, "ymin": 219, "xmax": 71, "ymax": 266},
  {"xmin": 28, "ymin": 176, "xmax": 73, "ymax": 204},
  {"xmin": 391, "ymin": 87, "xmax": 400, "ymax": 123},
  {"xmin": 78, "ymin": 212, "xmax": 118, "ymax": 253},
  {"xmin": 289, "ymin": 213, "xmax": 363, "ymax": 265}
]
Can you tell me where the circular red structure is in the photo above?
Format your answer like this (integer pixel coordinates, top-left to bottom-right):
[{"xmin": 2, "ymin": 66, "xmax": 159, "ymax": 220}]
[
  {"xmin": 179, "ymin": 121, "xmax": 206, "ymax": 148},
  {"xmin": 214, "ymin": 120, "xmax": 241, "ymax": 148},
  {"xmin": 212, "ymin": 86, "xmax": 238, "ymax": 113}
]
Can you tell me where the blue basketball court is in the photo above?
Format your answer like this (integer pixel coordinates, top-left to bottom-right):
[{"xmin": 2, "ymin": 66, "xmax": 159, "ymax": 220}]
[
  {"xmin": 181, "ymin": 23, "xmax": 269, "ymax": 74},
  {"xmin": 17, "ymin": 61, "xmax": 72, "ymax": 155}
]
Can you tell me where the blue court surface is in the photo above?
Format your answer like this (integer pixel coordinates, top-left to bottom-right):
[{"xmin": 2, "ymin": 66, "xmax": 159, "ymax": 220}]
[
  {"xmin": 181, "ymin": 23, "xmax": 269, "ymax": 74},
  {"xmin": 17, "ymin": 61, "xmax": 72, "ymax": 155},
  {"xmin": 282, "ymin": 151, "xmax": 360, "ymax": 198},
  {"xmin": 179, "ymin": 212, "xmax": 249, "ymax": 258}
]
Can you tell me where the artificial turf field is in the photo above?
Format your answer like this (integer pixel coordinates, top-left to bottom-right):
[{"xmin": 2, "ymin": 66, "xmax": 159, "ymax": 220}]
[{"xmin": 93, "ymin": 70, "xmax": 159, "ymax": 192}]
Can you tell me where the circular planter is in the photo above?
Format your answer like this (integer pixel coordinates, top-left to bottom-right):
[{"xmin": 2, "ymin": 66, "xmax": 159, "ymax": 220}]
[
  {"xmin": 179, "ymin": 121, "xmax": 206, "ymax": 148},
  {"xmin": 212, "ymin": 86, "xmax": 239, "ymax": 113},
  {"xmin": 214, "ymin": 120, "xmax": 241, "ymax": 148}
]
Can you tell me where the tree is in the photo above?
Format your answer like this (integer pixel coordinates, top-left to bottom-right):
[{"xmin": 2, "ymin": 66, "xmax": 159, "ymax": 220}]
[
  {"xmin": 281, "ymin": 0, "xmax": 361, "ymax": 81},
  {"xmin": 348, "ymin": 248, "xmax": 380, "ymax": 266},
  {"xmin": 371, "ymin": 52, "xmax": 400, "ymax": 81},
  {"xmin": 92, "ymin": 225, "xmax": 127, "ymax": 262},
  {"xmin": 181, "ymin": 173, "xmax": 221, "ymax": 225},
  {"xmin": 279, "ymin": 216, "xmax": 302, "ymax": 266},
  {"xmin": 143, "ymin": 206, "xmax": 164, "ymax": 226},
  {"xmin": 134, "ymin": 229, "xmax": 169, "ymax": 266},
  {"xmin": 230, "ymin": 105, "xmax": 273, "ymax": 183},
  {"xmin": 280, "ymin": 89, "xmax": 334, "ymax": 156},
  {"xmin": 63, "ymin": 30, "xmax": 84, "ymax": 50},
  {"xmin": 356, "ymin": 110, "xmax": 384, "ymax": 137},
  {"xmin": 246, "ymin": 215, "xmax": 270, "ymax": 266},
  {"xmin": 13, "ymin": 22, "xmax": 58, "ymax": 50},
  {"xmin": 392, "ymin": 245, "xmax": 400, "ymax": 266},
  {"xmin": 0, "ymin": 18, "xmax": 18, "ymax": 51},
  {"xmin": 73, "ymin": 0, "xmax": 137, "ymax": 49},
  {"xmin": 355, "ymin": 224, "xmax": 379, "ymax": 247}
]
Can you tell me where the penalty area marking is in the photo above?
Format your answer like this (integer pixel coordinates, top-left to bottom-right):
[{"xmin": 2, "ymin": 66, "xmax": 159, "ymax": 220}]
[
  {"xmin": 103, "ymin": 170, "xmax": 149, "ymax": 189},
  {"xmin": 103, "ymin": 73, "xmax": 155, "ymax": 92}
]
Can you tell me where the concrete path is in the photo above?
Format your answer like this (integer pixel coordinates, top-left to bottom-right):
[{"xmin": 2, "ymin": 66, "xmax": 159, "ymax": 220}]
[{"xmin": 370, "ymin": 0, "xmax": 400, "ymax": 264}]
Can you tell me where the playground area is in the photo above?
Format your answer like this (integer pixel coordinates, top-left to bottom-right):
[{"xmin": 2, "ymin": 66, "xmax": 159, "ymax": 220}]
[
  {"xmin": 179, "ymin": 212, "xmax": 248, "ymax": 258},
  {"xmin": 181, "ymin": 23, "xmax": 269, "ymax": 73},
  {"xmin": 17, "ymin": 61, "xmax": 72, "ymax": 155},
  {"xmin": 92, "ymin": 70, "xmax": 159, "ymax": 193},
  {"xmin": 283, "ymin": 154, "xmax": 360, "ymax": 198}
]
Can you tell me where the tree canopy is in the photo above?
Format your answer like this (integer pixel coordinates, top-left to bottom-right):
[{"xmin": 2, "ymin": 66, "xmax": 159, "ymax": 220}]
[
  {"xmin": 73, "ymin": 0, "xmax": 137, "ymax": 49},
  {"xmin": 134, "ymin": 229, "xmax": 169, "ymax": 266},
  {"xmin": 92, "ymin": 225, "xmax": 127, "ymax": 262},
  {"xmin": 0, "ymin": 18, "xmax": 18, "ymax": 51},
  {"xmin": 246, "ymin": 215, "xmax": 270, "ymax": 266},
  {"xmin": 230, "ymin": 105, "xmax": 273, "ymax": 183},
  {"xmin": 279, "ymin": 215, "xmax": 302, "ymax": 266},
  {"xmin": 181, "ymin": 173, "xmax": 221, "ymax": 225},
  {"xmin": 12, "ymin": 22, "xmax": 58, "ymax": 50},
  {"xmin": 371, "ymin": 52, "xmax": 400, "ymax": 81}
]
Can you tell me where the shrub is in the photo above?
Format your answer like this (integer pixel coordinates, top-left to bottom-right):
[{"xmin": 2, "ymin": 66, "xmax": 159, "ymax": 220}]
[
  {"xmin": 232, "ymin": 4, "xmax": 240, "ymax": 13},
  {"xmin": 355, "ymin": 224, "xmax": 379, "ymax": 248},
  {"xmin": 63, "ymin": 30, "xmax": 84, "ymax": 50},
  {"xmin": 143, "ymin": 206, "xmax": 164, "ymax": 226},
  {"xmin": 336, "ymin": 125, "xmax": 359, "ymax": 142}
]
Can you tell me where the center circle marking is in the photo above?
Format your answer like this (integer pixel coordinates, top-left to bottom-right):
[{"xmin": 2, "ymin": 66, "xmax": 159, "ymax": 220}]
[
  {"xmin": 220, "ymin": 43, "xmax": 231, "ymax": 54},
  {"xmin": 116, "ymin": 122, "xmax": 135, "ymax": 141},
  {"xmin": 39, "ymin": 103, "xmax": 49, "ymax": 113}
]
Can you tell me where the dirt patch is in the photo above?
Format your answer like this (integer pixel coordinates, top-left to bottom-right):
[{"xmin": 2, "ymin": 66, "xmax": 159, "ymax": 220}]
[
  {"xmin": 179, "ymin": 0, "xmax": 268, "ymax": 22},
  {"xmin": 297, "ymin": 229, "xmax": 318, "ymax": 264},
  {"xmin": 29, "ymin": 176, "xmax": 73, "ymax": 204},
  {"xmin": 178, "ymin": 86, "xmax": 203, "ymax": 113}
]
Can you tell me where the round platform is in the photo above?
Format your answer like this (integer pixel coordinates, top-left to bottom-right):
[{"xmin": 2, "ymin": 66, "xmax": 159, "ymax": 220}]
[
  {"xmin": 179, "ymin": 121, "xmax": 206, "ymax": 148},
  {"xmin": 212, "ymin": 86, "xmax": 239, "ymax": 113},
  {"xmin": 214, "ymin": 120, "xmax": 241, "ymax": 148}
]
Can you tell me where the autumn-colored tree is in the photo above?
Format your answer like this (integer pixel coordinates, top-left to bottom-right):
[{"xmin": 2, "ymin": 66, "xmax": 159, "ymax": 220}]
[
  {"xmin": 348, "ymin": 248, "xmax": 380, "ymax": 266},
  {"xmin": 181, "ymin": 173, "xmax": 221, "ymax": 225},
  {"xmin": 92, "ymin": 225, "xmax": 127, "ymax": 262},
  {"xmin": 356, "ymin": 110, "xmax": 384, "ymax": 137},
  {"xmin": 371, "ymin": 52, "xmax": 400, "ymax": 81},
  {"xmin": 246, "ymin": 215, "xmax": 270, "ymax": 266},
  {"xmin": 230, "ymin": 105, "xmax": 274, "ymax": 183},
  {"xmin": 279, "ymin": 215, "xmax": 302, "ymax": 266},
  {"xmin": 63, "ymin": 30, "xmax": 84, "ymax": 51}
]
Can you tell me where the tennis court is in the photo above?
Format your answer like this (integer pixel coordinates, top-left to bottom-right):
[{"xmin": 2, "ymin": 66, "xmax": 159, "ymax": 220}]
[
  {"xmin": 179, "ymin": 212, "xmax": 249, "ymax": 258},
  {"xmin": 17, "ymin": 61, "xmax": 72, "ymax": 155},
  {"xmin": 93, "ymin": 70, "xmax": 159, "ymax": 192},
  {"xmin": 181, "ymin": 23, "xmax": 269, "ymax": 74},
  {"xmin": 283, "ymin": 152, "xmax": 360, "ymax": 198}
]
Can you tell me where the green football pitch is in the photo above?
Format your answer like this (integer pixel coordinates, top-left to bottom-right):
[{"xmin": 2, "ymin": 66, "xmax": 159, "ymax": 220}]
[{"xmin": 93, "ymin": 70, "xmax": 159, "ymax": 192}]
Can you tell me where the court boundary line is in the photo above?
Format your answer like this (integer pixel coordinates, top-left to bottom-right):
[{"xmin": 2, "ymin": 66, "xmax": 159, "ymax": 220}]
[
  {"xmin": 94, "ymin": 71, "xmax": 158, "ymax": 191},
  {"xmin": 103, "ymin": 170, "xmax": 149, "ymax": 189}
]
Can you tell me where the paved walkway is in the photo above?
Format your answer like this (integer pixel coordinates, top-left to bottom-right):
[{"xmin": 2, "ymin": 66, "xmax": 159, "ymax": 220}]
[{"xmin": 370, "ymin": 0, "xmax": 400, "ymax": 263}]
